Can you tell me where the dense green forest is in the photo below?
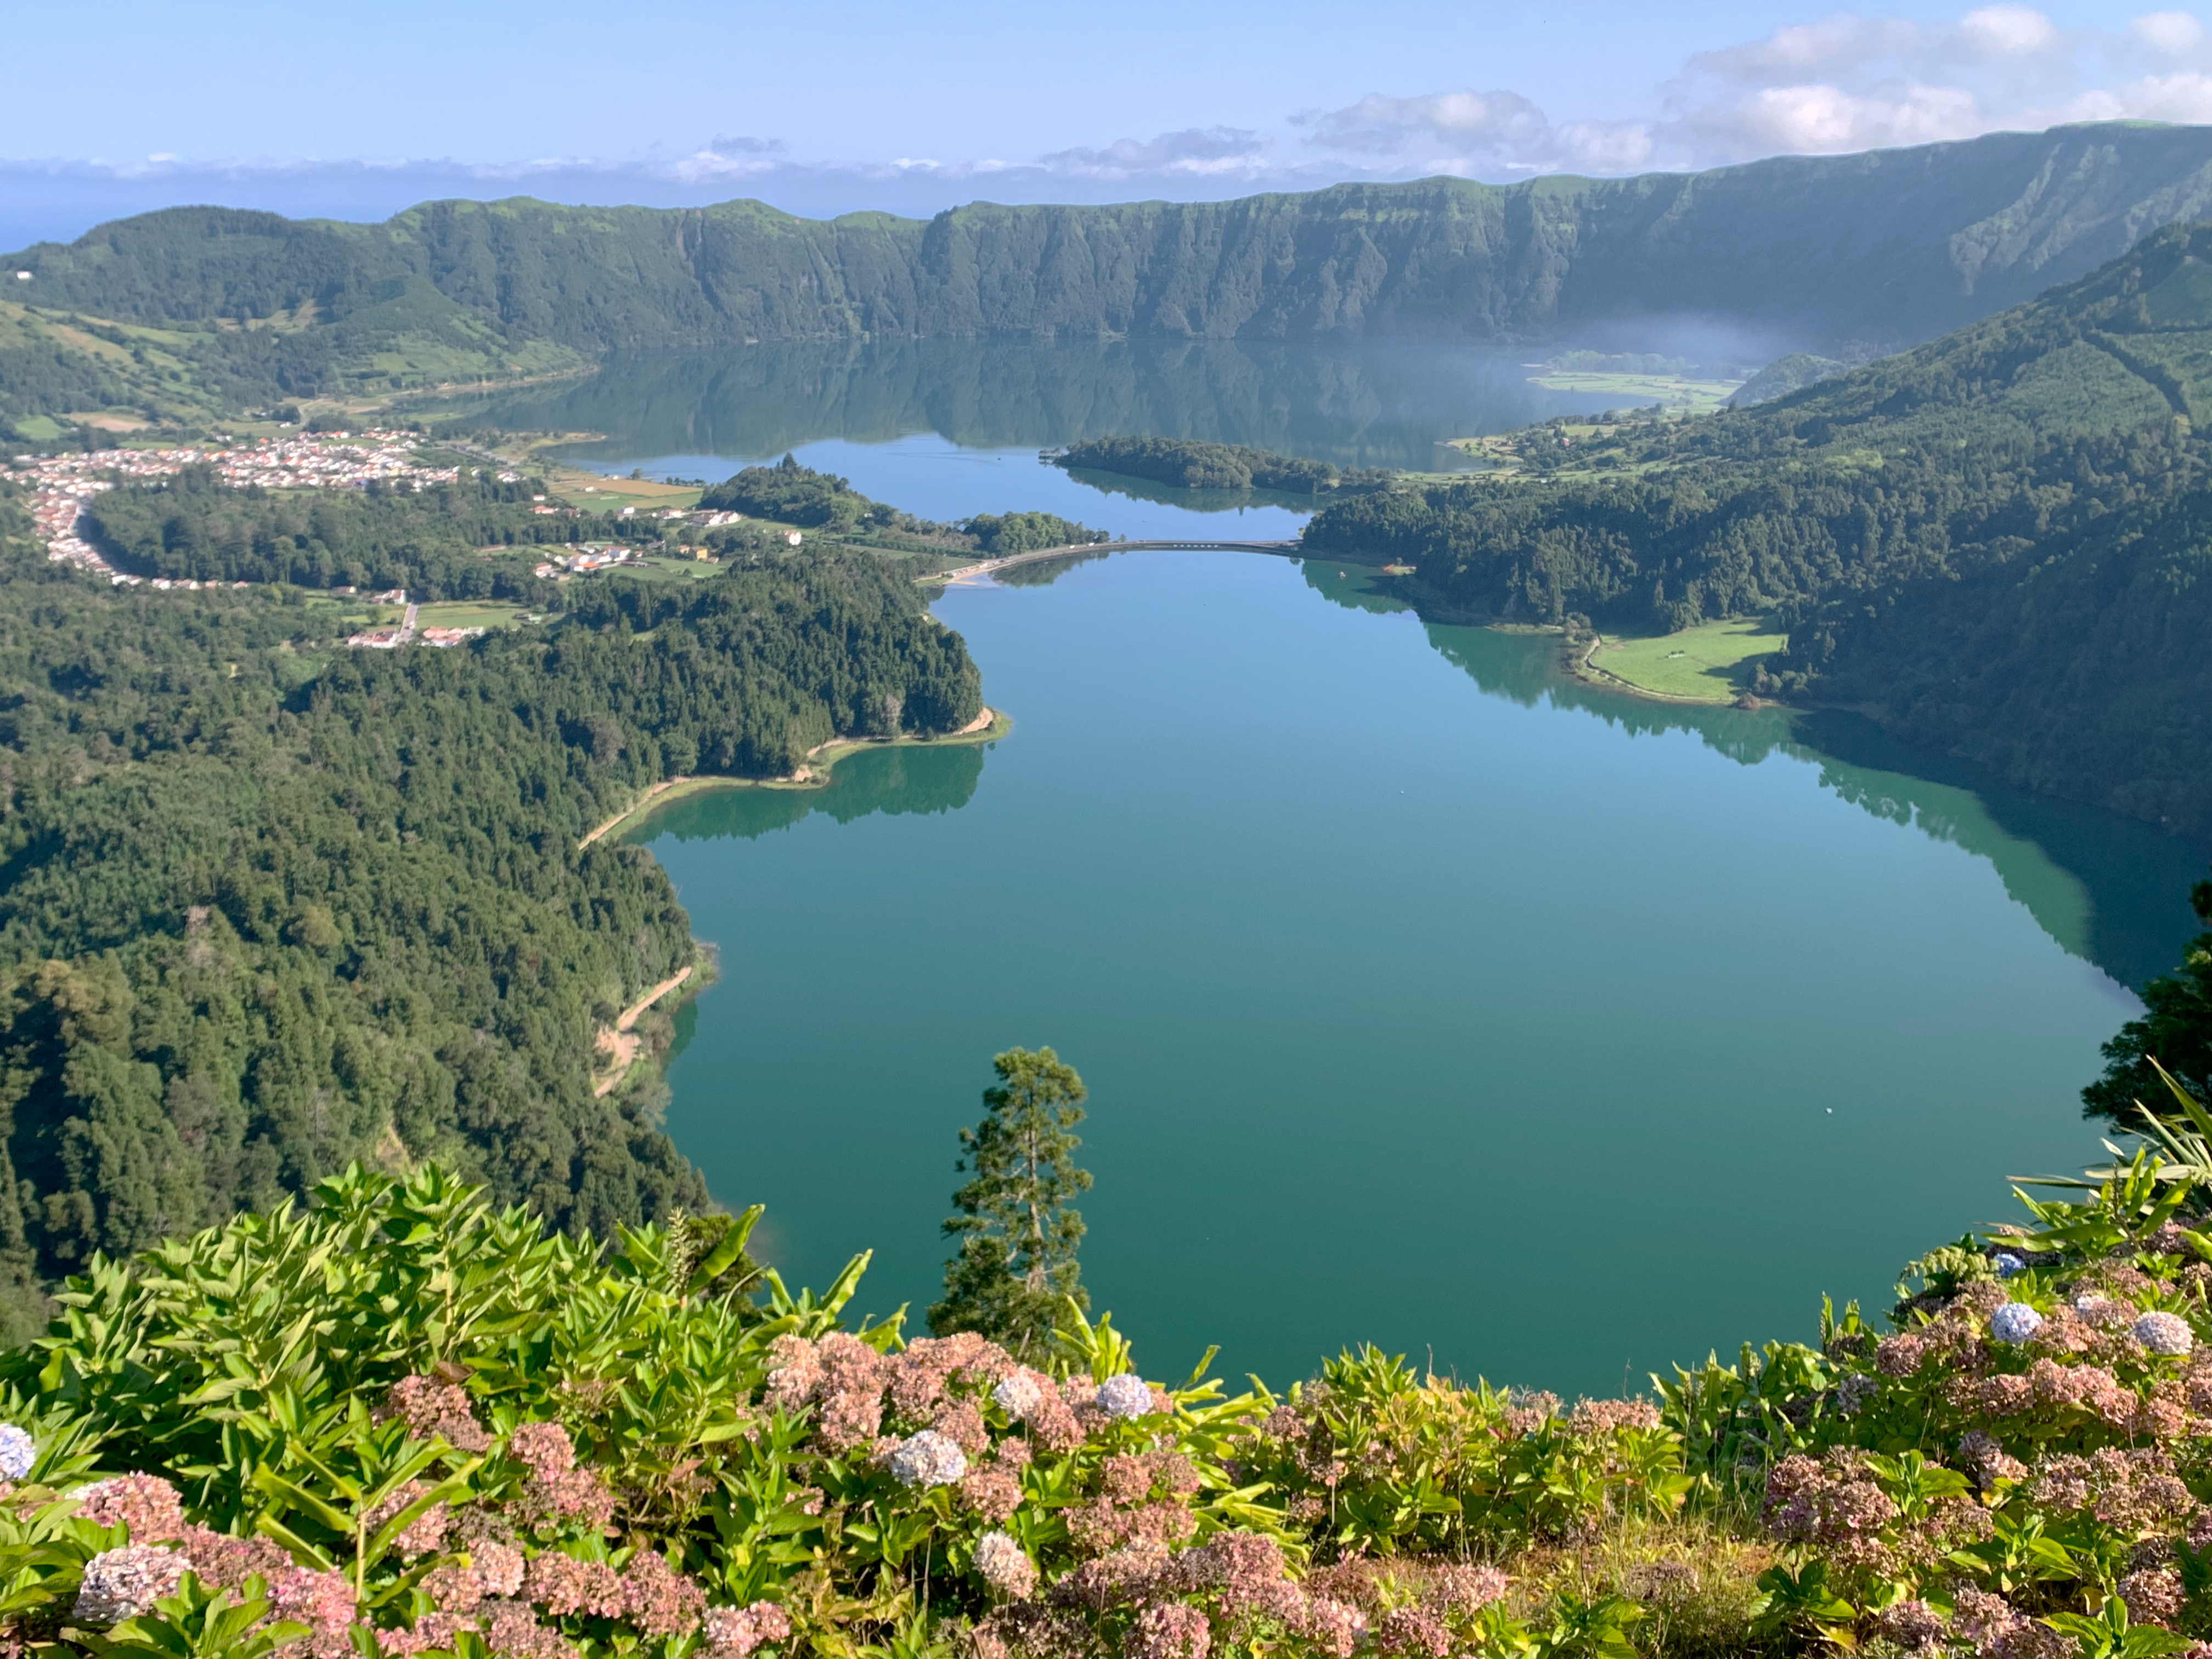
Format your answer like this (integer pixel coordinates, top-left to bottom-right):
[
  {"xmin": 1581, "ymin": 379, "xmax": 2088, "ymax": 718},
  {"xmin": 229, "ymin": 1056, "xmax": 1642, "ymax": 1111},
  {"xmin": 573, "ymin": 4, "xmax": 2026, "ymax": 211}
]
[
  {"xmin": 696, "ymin": 455, "xmax": 885, "ymax": 530},
  {"xmin": 9, "ymin": 124, "xmax": 2212, "ymax": 430},
  {"xmin": 1302, "ymin": 219, "xmax": 2212, "ymax": 837},
  {"xmin": 2086, "ymin": 872, "xmax": 2212, "ymax": 1130},
  {"xmin": 960, "ymin": 511, "xmax": 1105, "ymax": 555},
  {"xmin": 1053, "ymin": 436, "xmax": 1386, "ymax": 495},
  {"xmin": 81, "ymin": 466, "xmax": 638, "ymax": 598},
  {"xmin": 0, "ymin": 477, "xmax": 980, "ymax": 1336}
]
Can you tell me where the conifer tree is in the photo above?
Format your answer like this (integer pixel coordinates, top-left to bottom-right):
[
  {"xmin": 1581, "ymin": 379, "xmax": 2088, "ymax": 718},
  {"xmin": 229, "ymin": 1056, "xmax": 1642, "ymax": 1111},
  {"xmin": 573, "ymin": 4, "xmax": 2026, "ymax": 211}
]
[{"xmin": 929, "ymin": 1046, "xmax": 1092, "ymax": 1356}]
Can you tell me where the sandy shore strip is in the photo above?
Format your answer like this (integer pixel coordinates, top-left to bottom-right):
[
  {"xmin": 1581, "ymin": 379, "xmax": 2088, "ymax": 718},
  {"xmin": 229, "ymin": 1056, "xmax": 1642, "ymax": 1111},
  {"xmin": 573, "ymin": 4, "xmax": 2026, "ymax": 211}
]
[{"xmin": 578, "ymin": 706, "xmax": 1007, "ymax": 848}]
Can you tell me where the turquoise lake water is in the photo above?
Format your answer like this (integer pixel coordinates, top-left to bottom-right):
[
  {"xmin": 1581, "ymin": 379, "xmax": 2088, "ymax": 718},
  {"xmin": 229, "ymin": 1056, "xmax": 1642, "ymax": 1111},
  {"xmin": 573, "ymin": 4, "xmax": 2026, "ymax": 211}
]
[
  {"xmin": 634, "ymin": 550, "xmax": 2207, "ymax": 1397},
  {"xmin": 442, "ymin": 337, "xmax": 2212, "ymax": 1394}
]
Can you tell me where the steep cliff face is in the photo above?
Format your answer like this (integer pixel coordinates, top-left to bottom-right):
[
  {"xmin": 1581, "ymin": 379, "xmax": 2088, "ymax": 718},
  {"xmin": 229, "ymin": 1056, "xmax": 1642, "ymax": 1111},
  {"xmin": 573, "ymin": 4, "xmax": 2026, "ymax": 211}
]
[{"xmin": 13, "ymin": 123, "xmax": 2212, "ymax": 351}]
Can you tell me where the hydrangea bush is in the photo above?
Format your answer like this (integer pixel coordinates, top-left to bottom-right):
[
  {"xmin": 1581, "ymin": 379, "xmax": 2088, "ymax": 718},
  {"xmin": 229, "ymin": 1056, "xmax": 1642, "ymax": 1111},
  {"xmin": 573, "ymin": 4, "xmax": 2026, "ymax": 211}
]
[{"xmin": 1, "ymin": 1141, "xmax": 2210, "ymax": 1659}]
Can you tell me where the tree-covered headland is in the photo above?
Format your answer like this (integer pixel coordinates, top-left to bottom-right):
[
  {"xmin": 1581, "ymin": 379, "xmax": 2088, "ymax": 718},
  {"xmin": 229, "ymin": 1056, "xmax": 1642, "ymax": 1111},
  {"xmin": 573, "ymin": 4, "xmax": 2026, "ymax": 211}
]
[
  {"xmin": 1303, "ymin": 220, "xmax": 2212, "ymax": 838},
  {"xmin": 0, "ymin": 467, "xmax": 981, "ymax": 1340},
  {"xmin": 1052, "ymin": 437, "xmax": 1389, "ymax": 498}
]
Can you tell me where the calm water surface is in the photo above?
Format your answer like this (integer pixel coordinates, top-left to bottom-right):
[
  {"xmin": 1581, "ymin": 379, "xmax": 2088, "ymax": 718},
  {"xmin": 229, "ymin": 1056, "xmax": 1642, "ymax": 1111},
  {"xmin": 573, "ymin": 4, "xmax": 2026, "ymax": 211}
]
[
  {"xmin": 453, "ymin": 339, "xmax": 2209, "ymax": 1391},
  {"xmin": 439, "ymin": 336, "xmax": 1632, "ymax": 538},
  {"xmin": 636, "ymin": 552, "xmax": 2206, "ymax": 1396}
]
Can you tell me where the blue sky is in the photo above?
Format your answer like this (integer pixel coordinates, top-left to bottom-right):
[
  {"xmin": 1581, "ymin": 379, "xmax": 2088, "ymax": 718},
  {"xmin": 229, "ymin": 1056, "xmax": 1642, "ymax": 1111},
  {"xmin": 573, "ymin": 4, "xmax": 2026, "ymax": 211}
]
[{"xmin": 3, "ymin": 0, "xmax": 2207, "ymax": 246}]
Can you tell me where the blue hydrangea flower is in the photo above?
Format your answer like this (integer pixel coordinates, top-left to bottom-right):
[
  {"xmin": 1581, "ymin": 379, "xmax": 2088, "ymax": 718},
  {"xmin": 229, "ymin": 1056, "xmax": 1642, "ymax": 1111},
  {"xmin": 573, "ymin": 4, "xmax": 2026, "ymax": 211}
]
[
  {"xmin": 1096, "ymin": 1373, "xmax": 1153, "ymax": 1420},
  {"xmin": 1990, "ymin": 1302, "xmax": 2042, "ymax": 1345},
  {"xmin": 2134, "ymin": 1311, "xmax": 2194, "ymax": 1356},
  {"xmin": 1991, "ymin": 1252, "xmax": 2026, "ymax": 1278},
  {"xmin": 887, "ymin": 1429, "xmax": 966, "ymax": 1489},
  {"xmin": 0, "ymin": 1424, "xmax": 33, "ymax": 1482}
]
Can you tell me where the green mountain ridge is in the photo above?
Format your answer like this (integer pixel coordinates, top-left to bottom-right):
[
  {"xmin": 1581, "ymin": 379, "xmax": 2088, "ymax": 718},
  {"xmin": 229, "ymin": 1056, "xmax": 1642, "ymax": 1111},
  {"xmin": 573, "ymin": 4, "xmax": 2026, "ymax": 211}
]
[{"xmin": 10, "ymin": 124, "xmax": 2212, "ymax": 371}]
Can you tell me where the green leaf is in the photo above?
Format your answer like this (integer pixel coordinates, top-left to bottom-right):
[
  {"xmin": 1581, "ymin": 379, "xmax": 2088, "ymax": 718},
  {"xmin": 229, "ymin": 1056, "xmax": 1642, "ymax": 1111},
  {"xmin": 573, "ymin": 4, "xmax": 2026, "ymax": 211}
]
[{"xmin": 688, "ymin": 1205, "xmax": 765, "ymax": 1296}]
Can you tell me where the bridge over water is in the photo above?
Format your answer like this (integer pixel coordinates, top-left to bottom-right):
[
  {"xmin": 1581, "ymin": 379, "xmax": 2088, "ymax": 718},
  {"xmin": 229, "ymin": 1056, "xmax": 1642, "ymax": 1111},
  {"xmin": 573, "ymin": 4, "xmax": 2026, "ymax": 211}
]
[{"xmin": 921, "ymin": 538, "xmax": 1300, "ymax": 585}]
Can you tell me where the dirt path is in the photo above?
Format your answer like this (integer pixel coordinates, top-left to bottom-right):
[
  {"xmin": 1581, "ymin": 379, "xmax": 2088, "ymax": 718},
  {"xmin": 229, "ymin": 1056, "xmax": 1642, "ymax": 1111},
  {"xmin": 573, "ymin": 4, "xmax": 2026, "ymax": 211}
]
[
  {"xmin": 592, "ymin": 965, "xmax": 696, "ymax": 1097},
  {"xmin": 581, "ymin": 778, "xmax": 697, "ymax": 848},
  {"xmin": 581, "ymin": 708, "xmax": 1002, "ymax": 847}
]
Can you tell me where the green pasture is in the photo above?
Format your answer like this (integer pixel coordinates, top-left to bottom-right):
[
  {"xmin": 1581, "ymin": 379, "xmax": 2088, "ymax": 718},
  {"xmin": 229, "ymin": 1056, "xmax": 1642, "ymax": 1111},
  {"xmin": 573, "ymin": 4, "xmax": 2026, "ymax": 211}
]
[
  {"xmin": 1526, "ymin": 370, "xmax": 1743, "ymax": 411},
  {"xmin": 416, "ymin": 600, "xmax": 538, "ymax": 630},
  {"xmin": 1587, "ymin": 618, "xmax": 1785, "ymax": 701}
]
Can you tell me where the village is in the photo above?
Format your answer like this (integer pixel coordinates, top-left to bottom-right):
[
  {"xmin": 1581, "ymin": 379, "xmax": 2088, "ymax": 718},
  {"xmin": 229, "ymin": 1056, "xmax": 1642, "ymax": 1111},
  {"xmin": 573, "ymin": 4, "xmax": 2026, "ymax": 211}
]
[
  {"xmin": 5, "ymin": 431, "xmax": 792, "ymax": 652},
  {"xmin": 7, "ymin": 430, "xmax": 478, "ymax": 586}
]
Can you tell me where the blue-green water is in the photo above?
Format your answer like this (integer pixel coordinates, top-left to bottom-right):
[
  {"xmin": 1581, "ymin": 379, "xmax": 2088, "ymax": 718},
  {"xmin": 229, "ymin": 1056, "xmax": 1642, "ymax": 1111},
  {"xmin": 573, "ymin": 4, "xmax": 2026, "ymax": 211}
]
[
  {"xmin": 436, "ymin": 335, "xmax": 1630, "ymax": 540},
  {"xmin": 636, "ymin": 550, "xmax": 2207, "ymax": 1397}
]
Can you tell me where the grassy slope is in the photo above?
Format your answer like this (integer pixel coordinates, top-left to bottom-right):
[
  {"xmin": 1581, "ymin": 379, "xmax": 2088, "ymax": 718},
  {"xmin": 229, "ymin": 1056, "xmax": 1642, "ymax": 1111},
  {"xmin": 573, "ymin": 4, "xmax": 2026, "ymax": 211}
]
[{"xmin": 1587, "ymin": 619, "xmax": 1787, "ymax": 701}]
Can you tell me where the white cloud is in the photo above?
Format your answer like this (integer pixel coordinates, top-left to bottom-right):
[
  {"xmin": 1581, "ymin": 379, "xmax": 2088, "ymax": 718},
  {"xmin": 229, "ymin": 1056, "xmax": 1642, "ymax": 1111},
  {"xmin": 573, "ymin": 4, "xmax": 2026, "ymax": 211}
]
[
  {"xmin": 2102, "ymin": 70, "xmax": 2212, "ymax": 118},
  {"xmin": 1038, "ymin": 127, "xmax": 1269, "ymax": 178},
  {"xmin": 1293, "ymin": 91, "xmax": 1553, "ymax": 160},
  {"xmin": 1553, "ymin": 121, "xmax": 1658, "ymax": 171},
  {"xmin": 1953, "ymin": 5, "xmax": 2063, "ymax": 58},
  {"xmin": 2131, "ymin": 11, "xmax": 2207, "ymax": 55},
  {"xmin": 1729, "ymin": 82, "xmax": 1984, "ymax": 150},
  {"xmin": 1691, "ymin": 14, "xmax": 1924, "ymax": 82}
]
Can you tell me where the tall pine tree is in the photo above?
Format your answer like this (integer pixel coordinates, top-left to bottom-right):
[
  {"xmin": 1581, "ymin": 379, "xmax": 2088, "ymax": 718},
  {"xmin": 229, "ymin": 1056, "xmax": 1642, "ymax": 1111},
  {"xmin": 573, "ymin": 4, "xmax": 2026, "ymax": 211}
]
[{"xmin": 929, "ymin": 1046, "xmax": 1092, "ymax": 1357}]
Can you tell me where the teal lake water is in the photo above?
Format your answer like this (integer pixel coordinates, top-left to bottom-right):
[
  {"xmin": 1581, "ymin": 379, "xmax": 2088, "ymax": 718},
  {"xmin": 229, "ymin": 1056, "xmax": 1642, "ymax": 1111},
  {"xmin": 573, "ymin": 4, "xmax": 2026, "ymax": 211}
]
[
  {"xmin": 635, "ymin": 550, "xmax": 2205, "ymax": 1397},
  {"xmin": 438, "ymin": 336, "xmax": 1633, "ymax": 540},
  {"xmin": 449, "ymin": 338, "xmax": 2210, "ymax": 1393}
]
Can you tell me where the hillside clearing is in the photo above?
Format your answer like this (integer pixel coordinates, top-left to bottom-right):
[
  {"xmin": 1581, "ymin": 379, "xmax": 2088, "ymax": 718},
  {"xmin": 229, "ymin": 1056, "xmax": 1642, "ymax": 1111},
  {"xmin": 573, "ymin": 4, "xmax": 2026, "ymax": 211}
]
[{"xmin": 1587, "ymin": 618, "xmax": 1785, "ymax": 701}]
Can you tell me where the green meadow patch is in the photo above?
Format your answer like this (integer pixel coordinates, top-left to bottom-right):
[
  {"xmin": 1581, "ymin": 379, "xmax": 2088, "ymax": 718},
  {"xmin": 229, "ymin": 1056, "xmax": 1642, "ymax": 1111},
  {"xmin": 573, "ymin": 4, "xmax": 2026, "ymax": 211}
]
[{"xmin": 1588, "ymin": 617, "xmax": 1786, "ymax": 701}]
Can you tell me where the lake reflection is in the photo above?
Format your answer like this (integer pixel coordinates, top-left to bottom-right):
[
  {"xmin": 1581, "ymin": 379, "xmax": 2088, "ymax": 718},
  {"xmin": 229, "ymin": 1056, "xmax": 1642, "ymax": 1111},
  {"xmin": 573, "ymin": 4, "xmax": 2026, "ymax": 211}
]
[
  {"xmin": 637, "ymin": 551, "xmax": 2205, "ymax": 1395},
  {"xmin": 437, "ymin": 335, "xmax": 1603, "ymax": 473}
]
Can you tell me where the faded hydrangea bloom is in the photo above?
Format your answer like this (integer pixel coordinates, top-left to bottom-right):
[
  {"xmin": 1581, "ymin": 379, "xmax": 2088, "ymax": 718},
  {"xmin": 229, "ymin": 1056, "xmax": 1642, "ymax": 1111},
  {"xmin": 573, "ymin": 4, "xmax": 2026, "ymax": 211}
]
[
  {"xmin": 1991, "ymin": 1303, "xmax": 2043, "ymax": 1344},
  {"xmin": 386, "ymin": 1374, "xmax": 492, "ymax": 1453},
  {"xmin": 2119, "ymin": 1567, "xmax": 2185, "ymax": 1624},
  {"xmin": 0, "ymin": 1424, "xmax": 33, "ymax": 1481},
  {"xmin": 702, "ymin": 1600, "xmax": 792, "ymax": 1657},
  {"xmin": 1128, "ymin": 1600, "xmax": 1211, "ymax": 1659},
  {"xmin": 973, "ymin": 1530, "xmax": 1038, "ymax": 1599},
  {"xmin": 1874, "ymin": 1599, "xmax": 1950, "ymax": 1652},
  {"xmin": 72, "ymin": 1474, "xmax": 185, "ymax": 1541},
  {"xmin": 1836, "ymin": 1374, "xmax": 1878, "ymax": 1415},
  {"xmin": 1097, "ymin": 1374, "xmax": 1154, "ymax": 1420},
  {"xmin": 1376, "ymin": 1606, "xmax": 1451, "ymax": 1658},
  {"xmin": 74, "ymin": 1544, "xmax": 189, "ymax": 1624},
  {"xmin": 991, "ymin": 1372, "xmax": 1043, "ymax": 1419},
  {"xmin": 2134, "ymin": 1312, "xmax": 2194, "ymax": 1356},
  {"xmin": 888, "ymin": 1429, "xmax": 967, "ymax": 1489},
  {"xmin": 621, "ymin": 1550, "xmax": 706, "ymax": 1638},
  {"xmin": 528, "ymin": 1550, "xmax": 625, "ymax": 1620}
]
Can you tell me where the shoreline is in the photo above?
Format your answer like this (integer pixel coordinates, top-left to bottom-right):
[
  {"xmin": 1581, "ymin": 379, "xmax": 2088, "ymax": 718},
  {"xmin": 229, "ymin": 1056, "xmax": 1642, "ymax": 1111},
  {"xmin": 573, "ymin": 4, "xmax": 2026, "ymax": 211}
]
[
  {"xmin": 578, "ymin": 705, "xmax": 1012, "ymax": 848},
  {"xmin": 1565, "ymin": 630, "xmax": 1776, "ymax": 710}
]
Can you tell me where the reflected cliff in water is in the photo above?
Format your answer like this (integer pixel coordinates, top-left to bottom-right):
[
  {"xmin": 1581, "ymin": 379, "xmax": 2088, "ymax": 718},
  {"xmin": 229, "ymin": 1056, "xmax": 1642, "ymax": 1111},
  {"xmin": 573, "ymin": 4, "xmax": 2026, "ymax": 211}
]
[
  {"xmin": 628, "ymin": 742, "xmax": 989, "ymax": 845},
  {"xmin": 1335, "ymin": 557, "xmax": 2209, "ymax": 995},
  {"xmin": 431, "ymin": 336, "xmax": 1588, "ymax": 472}
]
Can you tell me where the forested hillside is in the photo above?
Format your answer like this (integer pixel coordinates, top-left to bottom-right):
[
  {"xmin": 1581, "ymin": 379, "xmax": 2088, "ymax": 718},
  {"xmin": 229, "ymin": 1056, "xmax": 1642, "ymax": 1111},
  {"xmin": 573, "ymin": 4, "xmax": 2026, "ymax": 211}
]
[
  {"xmin": 1054, "ymin": 436, "xmax": 1385, "ymax": 495},
  {"xmin": 83, "ymin": 465, "xmax": 629, "ymax": 597},
  {"xmin": 0, "ymin": 480, "xmax": 980, "ymax": 1335},
  {"xmin": 8, "ymin": 124, "xmax": 2212, "ymax": 427},
  {"xmin": 1302, "ymin": 218, "xmax": 2212, "ymax": 836}
]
